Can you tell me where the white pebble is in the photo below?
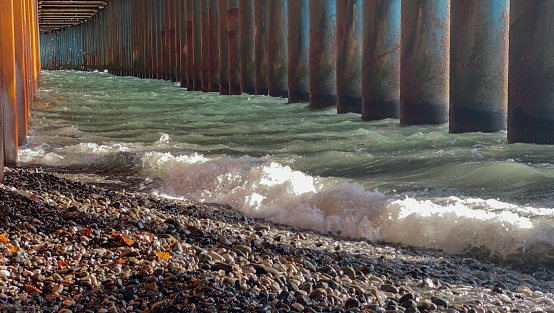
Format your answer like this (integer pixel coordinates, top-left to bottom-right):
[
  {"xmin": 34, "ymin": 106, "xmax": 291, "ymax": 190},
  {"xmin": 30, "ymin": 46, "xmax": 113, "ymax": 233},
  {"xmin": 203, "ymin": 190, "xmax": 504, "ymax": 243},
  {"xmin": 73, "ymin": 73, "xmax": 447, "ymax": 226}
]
[{"xmin": 0, "ymin": 270, "xmax": 10, "ymax": 278}]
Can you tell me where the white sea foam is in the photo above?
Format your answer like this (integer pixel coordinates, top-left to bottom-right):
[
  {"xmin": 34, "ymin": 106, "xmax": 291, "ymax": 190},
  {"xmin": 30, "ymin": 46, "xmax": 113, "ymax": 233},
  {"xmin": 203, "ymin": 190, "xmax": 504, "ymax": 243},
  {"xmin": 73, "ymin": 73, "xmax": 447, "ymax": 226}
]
[
  {"xmin": 157, "ymin": 133, "xmax": 172, "ymax": 143},
  {"xmin": 19, "ymin": 141, "xmax": 134, "ymax": 167},
  {"xmin": 139, "ymin": 151, "xmax": 554, "ymax": 258}
]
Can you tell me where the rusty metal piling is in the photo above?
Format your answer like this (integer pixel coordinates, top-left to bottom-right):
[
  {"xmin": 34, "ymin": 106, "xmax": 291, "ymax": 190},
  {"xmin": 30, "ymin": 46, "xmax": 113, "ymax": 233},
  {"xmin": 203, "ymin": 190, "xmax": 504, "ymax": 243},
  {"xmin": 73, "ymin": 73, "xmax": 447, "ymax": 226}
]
[
  {"xmin": 239, "ymin": 0, "xmax": 256, "ymax": 94},
  {"xmin": 309, "ymin": 0, "xmax": 337, "ymax": 108},
  {"xmin": 268, "ymin": 0, "xmax": 288, "ymax": 98},
  {"xmin": 254, "ymin": 0, "xmax": 269, "ymax": 95},
  {"xmin": 227, "ymin": 0, "xmax": 241, "ymax": 95},
  {"xmin": 336, "ymin": 0, "xmax": 362, "ymax": 113},
  {"xmin": 287, "ymin": 0, "xmax": 310, "ymax": 103},
  {"xmin": 450, "ymin": 0, "xmax": 509, "ymax": 133},
  {"xmin": 219, "ymin": 0, "xmax": 230, "ymax": 94},
  {"xmin": 400, "ymin": 0, "xmax": 450, "ymax": 125},
  {"xmin": 208, "ymin": 0, "xmax": 220, "ymax": 92},
  {"xmin": 201, "ymin": 0, "xmax": 210, "ymax": 90},
  {"xmin": 362, "ymin": 0, "xmax": 401, "ymax": 120},
  {"xmin": 0, "ymin": 0, "xmax": 40, "ymax": 181}
]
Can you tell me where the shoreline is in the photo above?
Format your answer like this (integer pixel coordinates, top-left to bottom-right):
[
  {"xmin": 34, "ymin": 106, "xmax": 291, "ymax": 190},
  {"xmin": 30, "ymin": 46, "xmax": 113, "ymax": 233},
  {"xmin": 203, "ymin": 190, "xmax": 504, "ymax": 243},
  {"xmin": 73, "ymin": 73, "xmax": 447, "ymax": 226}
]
[{"xmin": 0, "ymin": 166, "xmax": 552, "ymax": 312}]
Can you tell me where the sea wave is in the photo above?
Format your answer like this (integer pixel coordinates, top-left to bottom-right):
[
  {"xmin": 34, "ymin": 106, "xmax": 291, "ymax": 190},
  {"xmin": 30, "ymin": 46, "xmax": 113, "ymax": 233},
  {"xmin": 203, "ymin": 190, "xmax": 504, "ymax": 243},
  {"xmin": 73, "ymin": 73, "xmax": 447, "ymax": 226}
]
[{"xmin": 19, "ymin": 141, "xmax": 554, "ymax": 265}]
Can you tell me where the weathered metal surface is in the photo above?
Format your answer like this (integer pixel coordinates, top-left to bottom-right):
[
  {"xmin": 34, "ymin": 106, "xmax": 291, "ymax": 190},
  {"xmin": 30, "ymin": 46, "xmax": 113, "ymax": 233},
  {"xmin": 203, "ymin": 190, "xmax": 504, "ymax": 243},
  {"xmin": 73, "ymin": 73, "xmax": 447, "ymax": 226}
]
[
  {"xmin": 219, "ymin": 0, "xmax": 230, "ymax": 94},
  {"xmin": 0, "ymin": 0, "xmax": 40, "ymax": 176},
  {"xmin": 254, "ymin": 0, "xmax": 268, "ymax": 95},
  {"xmin": 15, "ymin": 0, "xmax": 29, "ymax": 145},
  {"xmin": 148, "ymin": 0, "xmax": 155, "ymax": 78},
  {"xmin": 169, "ymin": 0, "xmax": 177, "ymax": 81},
  {"xmin": 150, "ymin": 0, "xmax": 158, "ymax": 77},
  {"xmin": 509, "ymin": 0, "xmax": 554, "ymax": 143},
  {"xmin": 362, "ymin": 0, "xmax": 400, "ymax": 120},
  {"xmin": 161, "ymin": 0, "xmax": 169, "ymax": 79},
  {"xmin": 287, "ymin": 0, "xmax": 309, "ymax": 103},
  {"xmin": 208, "ymin": 0, "xmax": 220, "ymax": 91},
  {"xmin": 400, "ymin": 0, "xmax": 450, "ymax": 125},
  {"xmin": 174, "ymin": 0, "xmax": 180, "ymax": 81},
  {"xmin": 268, "ymin": 0, "xmax": 288, "ymax": 98},
  {"xmin": 0, "ymin": 4, "xmax": 6, "ymax": 180},
  {"xmin": 227, "ymin": 0, "xmax": 241, "ymax": 95},
  {"xmin": 1, "ymin": 0, "xmax": 19, "ymax": 166},
  {"xmin": 179, "ymin": 0, "xmax": 187, "ymax": 88},
  {"xmin": 192, "ymin": 0, "xmax": 202, "ymax": 90},
  {"xmin": 186, "ymin": 0, "xmax": 194, "ymax": 89},
  {"xmin": 450, "ymin": 0, "xmax": 509, "ymax": 133},
  {"xmin": 201, "ymin": 0, "xmax": 210, "ymax": 91},
  {"xmin": 336, "ymin": 0, "xmax": 362, "ymax": 113},
  {"xmin": 309, "ymin": 0, "xmax": 337, "ymax": 108},
  {"xmin": 239, "ymin": 0, "xmax": 256, "ymax": 94}
]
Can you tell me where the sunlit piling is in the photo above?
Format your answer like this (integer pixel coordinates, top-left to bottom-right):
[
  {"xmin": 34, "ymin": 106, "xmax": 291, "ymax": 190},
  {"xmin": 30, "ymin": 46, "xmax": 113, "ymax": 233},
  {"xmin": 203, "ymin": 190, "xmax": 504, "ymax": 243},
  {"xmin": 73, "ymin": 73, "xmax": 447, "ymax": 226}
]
[{"xmin": 0, "ymin": 0, "xmax": 40, "ymax": 180}]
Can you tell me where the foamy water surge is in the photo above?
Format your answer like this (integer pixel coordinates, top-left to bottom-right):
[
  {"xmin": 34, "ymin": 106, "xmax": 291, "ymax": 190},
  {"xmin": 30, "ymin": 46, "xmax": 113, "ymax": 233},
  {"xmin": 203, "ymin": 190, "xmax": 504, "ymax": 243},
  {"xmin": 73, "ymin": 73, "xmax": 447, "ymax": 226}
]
[
  {"xmin": 138, "ymin": 151, "xmax": 552, "ymax": 264},
  {"xmin": 23, "ymin": 70, "xmax": 554, "ymax": 267}
]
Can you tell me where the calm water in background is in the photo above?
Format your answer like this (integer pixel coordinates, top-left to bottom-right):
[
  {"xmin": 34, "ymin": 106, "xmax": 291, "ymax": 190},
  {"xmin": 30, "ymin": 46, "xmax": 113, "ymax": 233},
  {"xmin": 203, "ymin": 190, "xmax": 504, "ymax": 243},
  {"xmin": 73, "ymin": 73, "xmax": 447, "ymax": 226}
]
[{"xmin": 22, "ymin": 70, "xmax": 554, "ymax": 265}]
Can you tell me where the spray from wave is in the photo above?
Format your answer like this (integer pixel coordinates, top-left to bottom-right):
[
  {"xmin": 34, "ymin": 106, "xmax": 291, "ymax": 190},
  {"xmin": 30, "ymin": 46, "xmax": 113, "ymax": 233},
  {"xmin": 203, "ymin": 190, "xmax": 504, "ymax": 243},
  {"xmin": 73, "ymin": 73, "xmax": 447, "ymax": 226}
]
[{"xmin": 134, "ymin": 149, "xmax": 554, "ymax": 265}]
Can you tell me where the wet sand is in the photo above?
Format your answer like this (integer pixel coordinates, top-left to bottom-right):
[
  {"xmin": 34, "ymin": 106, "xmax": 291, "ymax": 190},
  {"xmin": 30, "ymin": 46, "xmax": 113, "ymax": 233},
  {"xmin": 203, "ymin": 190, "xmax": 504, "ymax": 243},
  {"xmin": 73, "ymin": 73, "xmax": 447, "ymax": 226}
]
[{"xmin": 0, "ymin": 167, "xmax": 552, "ymax": 313}]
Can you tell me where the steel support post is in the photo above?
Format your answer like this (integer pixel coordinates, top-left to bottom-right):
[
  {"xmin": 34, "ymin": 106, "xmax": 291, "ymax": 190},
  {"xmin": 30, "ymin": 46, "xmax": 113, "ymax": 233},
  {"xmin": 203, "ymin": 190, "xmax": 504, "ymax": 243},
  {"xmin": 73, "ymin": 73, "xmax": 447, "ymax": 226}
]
[
  {"xmin": 187, "ymin": 0, "xmax": 195, "ymax": 89},
  {"xmin": 400, "ymin": 0, "xmax": 450, "ymax": 125},
  {"xmin": 0, "ymin": 1, "xmax": 19, "ymax": 166},
  {"xmin": 254, "ymin": 0, "xmax": 269, "ymax": 95},
  {"xmin": 268, "ymin": 0, "xmax": 288, "ymax": 98},
  {"xmin": 169, "ymin": 0, "xmax": 177, "ymax": 81},
  {"xmin": 201, "ymin": 0, "xmax": 210, "ymax": 91},
  {"xmin": 239, "ymin": 0, "xmax": 256, "ymax": 94},
  {"xmin": 193, "ymin": 0, "xmax": 202, "ymax": 90},
  {"xmin": 450, "ymin": 0, "xmax": 509, "ymax": 133},
  {"xmin": 336, "ymin": 0, "xmax": 362, "ymax": 113},
  {"xmin": 287, "ymin": 0, "xmax": 309, "ymax": 103},
  {"xmin": 0, "ymin": 19, "xmax": 4, "ymax": 181},
  {"xmin": 179, "ymin": 0, "xmax": 188, "ymax": 88},
  {"xmin": 208, "ymin": 0, "xmax": 220, "ymax": 91},
  {"xmin": 509, "ymin": 0, "xmax": 554, "ymax": 143},
  {"xmin": 219, "ymin": 0, "xmax": 230, "ymax": 94},
  {"xmin": 362, "ymin": 0, "xmax": 401, "ymax": 120},
  {"xmin": 175, "ymin": 0, "xmax": 182, "ymax": 83},
  {"xmin": 14, "ymin": 0, "xmax": 29, "ymax": 145},
  {"xmin": 227, "ymin": 0, "xmax": 241, "ymax": 95},
  {"xmin": 309, "ymin": 0, "xmax": 337, "ymax": 108}
]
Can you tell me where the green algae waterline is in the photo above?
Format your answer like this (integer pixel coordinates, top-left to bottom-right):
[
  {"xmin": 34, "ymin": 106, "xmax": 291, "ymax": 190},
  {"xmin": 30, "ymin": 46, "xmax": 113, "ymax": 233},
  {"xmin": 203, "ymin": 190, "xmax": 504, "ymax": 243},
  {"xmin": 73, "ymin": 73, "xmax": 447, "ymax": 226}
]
[{"xmin": 23, "ymin": 70, "xmax": 554, "ymax": 266}]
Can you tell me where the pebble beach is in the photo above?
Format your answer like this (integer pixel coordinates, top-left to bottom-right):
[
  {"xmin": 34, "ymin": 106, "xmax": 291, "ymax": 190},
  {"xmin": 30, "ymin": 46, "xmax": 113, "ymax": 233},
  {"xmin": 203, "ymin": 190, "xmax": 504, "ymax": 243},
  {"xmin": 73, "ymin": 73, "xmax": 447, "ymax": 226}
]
[{"xmin": 0, "ymin": 167, "xmax": 553, "ymax": 313}]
